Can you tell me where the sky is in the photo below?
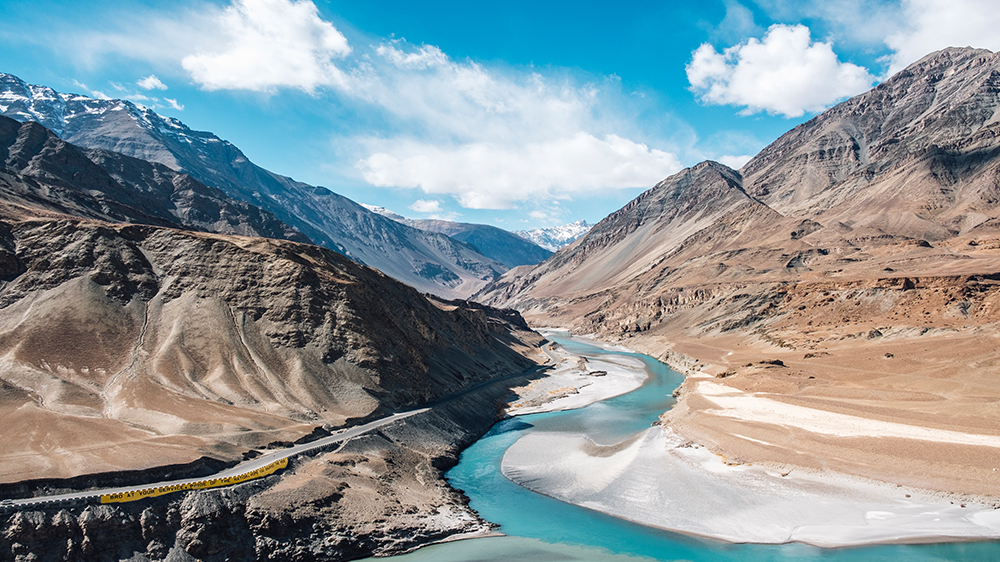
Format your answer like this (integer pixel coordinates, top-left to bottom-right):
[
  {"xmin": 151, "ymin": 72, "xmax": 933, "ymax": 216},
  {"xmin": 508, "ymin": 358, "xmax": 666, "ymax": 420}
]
[{"xmin": 1, "ymin": 0, "xmax": 999, "ymax": 230}]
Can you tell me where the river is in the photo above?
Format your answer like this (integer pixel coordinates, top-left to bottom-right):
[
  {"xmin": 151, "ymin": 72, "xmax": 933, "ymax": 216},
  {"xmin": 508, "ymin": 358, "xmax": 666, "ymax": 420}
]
[{"xmin": 365, "ymin": 333, "xmax": 1000, "ymax": 561}]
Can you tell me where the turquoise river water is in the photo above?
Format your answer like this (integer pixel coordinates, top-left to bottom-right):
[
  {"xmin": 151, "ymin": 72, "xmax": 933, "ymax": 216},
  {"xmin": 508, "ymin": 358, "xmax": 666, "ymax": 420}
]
[{"xmin": 367, "ymin": 334, "xmax": 1000, "ymax": 561}]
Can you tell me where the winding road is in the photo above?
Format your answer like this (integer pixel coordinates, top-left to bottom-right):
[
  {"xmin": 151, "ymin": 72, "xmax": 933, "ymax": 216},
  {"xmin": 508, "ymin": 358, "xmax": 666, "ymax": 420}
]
[
  {"xmin": 2, "ymin": 360, "xmax": 552, "ymax": 510},
  {"xmin": 1, "ymin": 408, "xmax": 428, "ymax": 509}
]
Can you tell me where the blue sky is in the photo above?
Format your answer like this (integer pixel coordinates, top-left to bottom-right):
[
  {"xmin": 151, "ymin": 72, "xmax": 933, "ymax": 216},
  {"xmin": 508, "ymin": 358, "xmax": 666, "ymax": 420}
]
[{"xmin": 1, "ymin": 0, "xmax": 999, "ymax": 230}]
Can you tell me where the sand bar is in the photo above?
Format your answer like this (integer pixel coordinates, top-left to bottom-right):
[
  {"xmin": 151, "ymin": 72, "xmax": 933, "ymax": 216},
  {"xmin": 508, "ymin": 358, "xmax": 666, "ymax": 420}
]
[
  {"xmin": 505, "ymin": 332, "xmax": 647, "ymax": 416},
  {"xmin": 502, "ymin": 426, "xmax": 1000, "ymax": 547}
]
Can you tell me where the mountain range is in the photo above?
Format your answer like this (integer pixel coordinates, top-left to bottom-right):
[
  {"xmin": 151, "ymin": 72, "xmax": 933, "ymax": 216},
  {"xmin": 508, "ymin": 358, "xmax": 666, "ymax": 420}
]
[
  {"xmin": 0, "ymin": 73, "xmax": 508, "ymax": 299},
  {"xmin": 0, "ymin": 115, "xmax": 307, "ymax": 242},
  {"xmin": 0, "ymin": 74, "xmax": 549, "ymax": 559},
  {"xmin": 361, "ymin": 204, "xmax": 553, "ymax": 269}
]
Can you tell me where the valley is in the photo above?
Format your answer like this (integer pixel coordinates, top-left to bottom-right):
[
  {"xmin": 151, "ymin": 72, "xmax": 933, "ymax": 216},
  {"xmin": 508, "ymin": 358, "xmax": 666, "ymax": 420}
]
[{"xmin": 2, "ymin": 32, "xmax": 1000, "ymax": 562}]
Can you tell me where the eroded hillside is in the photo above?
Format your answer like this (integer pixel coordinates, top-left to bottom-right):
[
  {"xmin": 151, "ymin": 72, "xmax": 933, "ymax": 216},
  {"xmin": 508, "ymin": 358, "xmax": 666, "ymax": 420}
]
[{"xmin": 0, "ymin": 218, "xmax": 543, "ymax": 483}]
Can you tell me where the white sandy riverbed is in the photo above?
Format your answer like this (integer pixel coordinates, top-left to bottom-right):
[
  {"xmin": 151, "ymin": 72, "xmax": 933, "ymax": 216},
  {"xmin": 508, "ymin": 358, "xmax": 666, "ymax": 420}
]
[
  {"xmin": 501, "ymin": 425, "xmax": 1000, "ymax": 547},
  {"xmin": 504, "ymin": 331, "xmax": 647, "ymax": 416}
]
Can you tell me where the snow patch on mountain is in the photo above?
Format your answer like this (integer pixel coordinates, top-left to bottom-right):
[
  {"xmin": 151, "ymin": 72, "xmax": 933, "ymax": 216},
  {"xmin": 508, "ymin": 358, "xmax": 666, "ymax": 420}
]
[{"xmin": 361, "ymin": 203, "xmax": 406, "ymax": 221}]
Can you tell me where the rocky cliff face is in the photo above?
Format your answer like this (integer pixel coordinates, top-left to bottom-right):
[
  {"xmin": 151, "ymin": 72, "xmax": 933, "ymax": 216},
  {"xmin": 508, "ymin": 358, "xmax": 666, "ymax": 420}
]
[
  {"xmin": 742, "ymin": 47, "xmax": 1000, "ymax": 236},
  {"xmin": 0, "ymin": 74, "xmax": 507, "ymax": 299},
  {"xmin": 0, "ymin": 115, "xmax": 307, "ymax": 242},
  {"xmin": 1, "ymin": 386, "xmax": 527, "ymax": 561},
  {"xmin": 475, "ymin": 47, "xmax": 1000, "ymax": 497}
]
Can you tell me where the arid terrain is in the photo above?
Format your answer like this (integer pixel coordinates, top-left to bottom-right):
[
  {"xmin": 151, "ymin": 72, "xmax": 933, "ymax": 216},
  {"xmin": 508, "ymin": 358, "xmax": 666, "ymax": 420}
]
[
  {"xmin": 477, "ymin": 47, "xmax": 1000, "ymax": 498},
  {"xmin": 0, "ymin": 110, "xmax": 554, "ymax": 559}
]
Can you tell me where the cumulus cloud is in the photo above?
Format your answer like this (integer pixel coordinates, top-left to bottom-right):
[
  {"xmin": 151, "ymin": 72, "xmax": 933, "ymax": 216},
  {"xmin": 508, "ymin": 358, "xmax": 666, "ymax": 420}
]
[
  {"xmin": 360, "ymin": 133, "xmax": 679, "ymax": 209},
  {"xmin": 37, "ymin": 2, "xmax": 684, "ymax": 211},
  {"xmin": 181, "ymin": 0, "xmax": 351, "ymax": 92},
  {"xmin": 137, "ymin": 75, "xmax": 168, "ymax": 90},
  {"xmin": 687, "ymin": 24, "xmax": 875, "ymax": 117},
  {"xmin": 886, "ymin": 0, "xmax": 1000, "ymax": 73},
  {"xmin": 352, "ymin": 42, "xmax": 681, "ymax": 209},
  {"xmin": 409, "ymin": 199, "xmax": 442, "ymax": 214}
]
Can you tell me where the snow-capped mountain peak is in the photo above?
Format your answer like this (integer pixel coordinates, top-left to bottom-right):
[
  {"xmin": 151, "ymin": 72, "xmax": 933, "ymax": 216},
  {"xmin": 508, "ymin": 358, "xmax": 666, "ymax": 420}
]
[{"xmin": 514, "ymin": 220, "xmax": 591, "ymax": 251}]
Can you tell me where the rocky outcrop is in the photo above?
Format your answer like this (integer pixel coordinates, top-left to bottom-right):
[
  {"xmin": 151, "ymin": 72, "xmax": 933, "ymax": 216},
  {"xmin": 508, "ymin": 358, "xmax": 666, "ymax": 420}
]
[
  {"xmin": 0, "ymin": 217, "xmax": 542, "ymax": 483},
  {"xmin": 742, "ymin": 47, "xmax": 1000, "ymax": 235}
]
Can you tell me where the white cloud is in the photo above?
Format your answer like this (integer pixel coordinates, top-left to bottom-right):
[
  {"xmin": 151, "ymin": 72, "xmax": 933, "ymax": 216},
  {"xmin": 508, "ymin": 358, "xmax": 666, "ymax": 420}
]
[
  {"xmin": 409, "ymin": 199, "xmax": 442, "ymax": 214},
  {"xmin": 36, "ymin": 2, "xmax": 685, "ymax": 211},
  {"xmin": 526, "ymin": 207, "xmax": 568, "ymax": 225},
  {"xmin": 408, "ymin": 199, "xmax": 460, "ymax": 220},
  {"xmin": 137, "ymin": 75, "xmax": 168, "ymax": 90},
  {"xmin": 886, "ymin": 0, "xmax": 1000, "ymax": 73},
  {"xmin": 376, "ymin": 42, "xmax": 449, "ymax": 69},
  {"xmin": 360, "ymin": 133, "xmax": 680, "ymax": 209},
  {"xmin": 752, "ymin": 0, "xmax": 903, "ymax": 49},
  {"xmin": 352, "ymin": 41, "xmax": 681, "ymax": 209},
  {"xmin": 687, "ymin": 24, "xmax": 875, "ymax": 117},
  {"xmin": 717, "ymin": 154, "xmax": 753, "ymax": 169},
  {"xmin": 124, "ymin": 93, "xmax": 155, "ymax": 103},
  {"xmin": 710, "ymin": 0, "xmax": 763, "ymax": 42},
  {"xmin": 181, "ymin": 0, "xmax": 351, "ymax": 92}
]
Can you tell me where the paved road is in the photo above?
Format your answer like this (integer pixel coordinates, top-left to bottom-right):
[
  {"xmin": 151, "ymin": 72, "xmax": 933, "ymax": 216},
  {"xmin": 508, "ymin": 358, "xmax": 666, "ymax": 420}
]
[
  {"xmin": 1, "ymin": 359, "xmax": 555, "ymax": 510},
  {"xmin": 1, "ymin": 408, "xmax": 428, "ymax": 509}
]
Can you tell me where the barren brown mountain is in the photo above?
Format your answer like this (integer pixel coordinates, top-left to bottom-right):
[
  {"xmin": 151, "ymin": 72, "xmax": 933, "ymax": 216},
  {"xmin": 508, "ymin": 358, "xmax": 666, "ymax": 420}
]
[
  {"xmin": 0, "ymin": 116, "xmax": 548, "ymax": 558},
  {"xmin": 476, "ymin": 47, "xmax": 1000, "ymax": 496},
  {"xmin": 0, "ymin": 217, "xmax": 545, "ymax": 559}
]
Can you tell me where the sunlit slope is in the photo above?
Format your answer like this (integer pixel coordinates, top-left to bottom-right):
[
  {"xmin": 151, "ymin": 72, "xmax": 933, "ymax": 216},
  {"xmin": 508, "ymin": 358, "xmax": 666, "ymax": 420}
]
[{"xmin": 0, "ymin": 219, "xmax": 541, "ymax": 483}]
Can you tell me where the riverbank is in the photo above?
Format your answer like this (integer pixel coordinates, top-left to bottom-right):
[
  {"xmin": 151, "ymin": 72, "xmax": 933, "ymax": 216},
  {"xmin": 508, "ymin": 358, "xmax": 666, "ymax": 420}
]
[
  {"xmin": 505, "ymin": 329, "xmax": 648, "ymax": 416},
  {"xmin": 499, "ymin": 332, "xmax": 1000, "ymax": 548}
]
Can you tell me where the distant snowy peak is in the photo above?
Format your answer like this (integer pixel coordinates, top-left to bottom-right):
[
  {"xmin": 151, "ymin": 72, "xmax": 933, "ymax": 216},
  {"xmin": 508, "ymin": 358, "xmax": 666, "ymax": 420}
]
[
  {"xmin": 515, "ymin": 220, "xmax": 592, "ymax": 251},
  {"xmin": 360, "ymin": 203, "xmax": 406, "ymax": 221}
]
